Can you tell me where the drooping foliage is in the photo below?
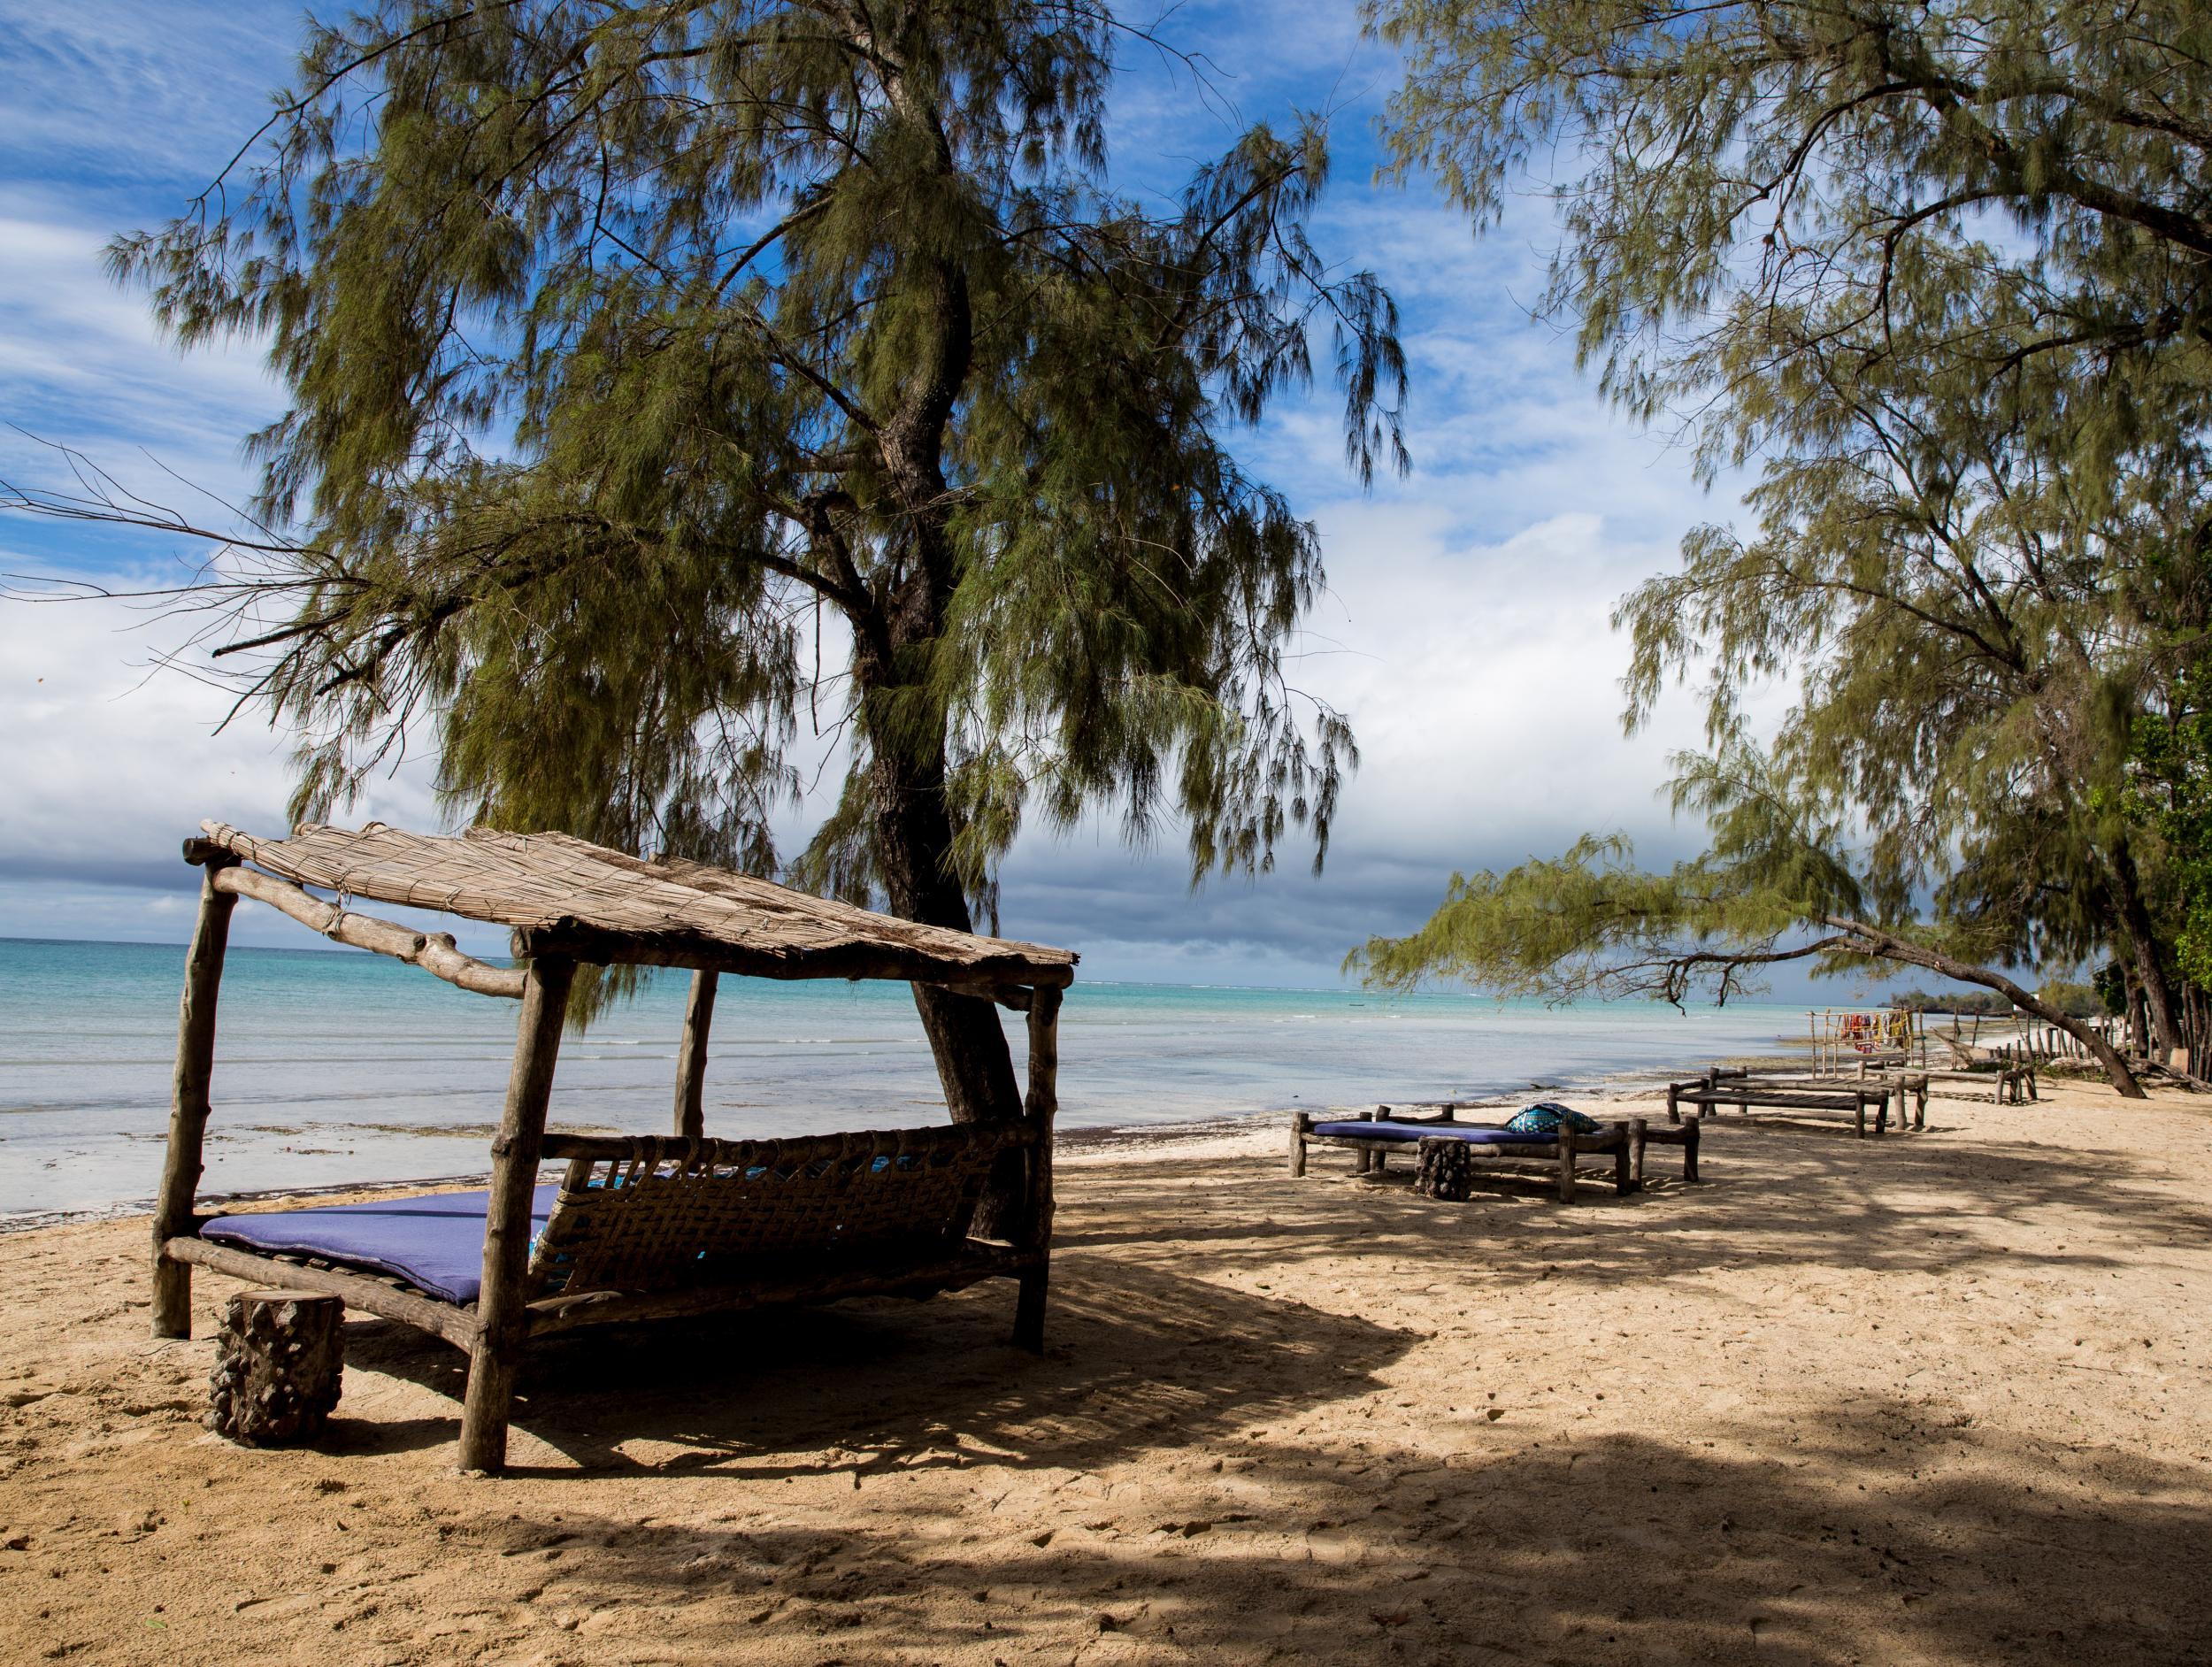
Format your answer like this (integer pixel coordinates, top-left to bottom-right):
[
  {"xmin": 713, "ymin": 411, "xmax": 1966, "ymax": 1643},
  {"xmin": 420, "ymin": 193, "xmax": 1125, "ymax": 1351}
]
[
  {"xmin": 1359, "ymin": 0, "xmax": 2212, "ymax": 1087},
  {"xmin": 103, "ymin": 1, "xmax": 1406, "ymax": 1114}
]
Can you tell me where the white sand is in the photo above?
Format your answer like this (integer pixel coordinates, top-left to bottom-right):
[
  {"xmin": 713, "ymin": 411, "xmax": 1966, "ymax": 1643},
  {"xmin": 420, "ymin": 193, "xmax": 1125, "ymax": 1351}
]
[{"xmin": 3, "ymin": 1078, "xmax": 2208, "ymax": 1663}]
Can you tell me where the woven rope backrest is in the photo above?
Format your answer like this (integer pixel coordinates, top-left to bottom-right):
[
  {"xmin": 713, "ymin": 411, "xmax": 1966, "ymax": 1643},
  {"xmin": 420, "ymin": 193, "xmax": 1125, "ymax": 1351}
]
[{"xmin": 527, "ymin": 1124, "xmax": 1025, "ymax": 1297}]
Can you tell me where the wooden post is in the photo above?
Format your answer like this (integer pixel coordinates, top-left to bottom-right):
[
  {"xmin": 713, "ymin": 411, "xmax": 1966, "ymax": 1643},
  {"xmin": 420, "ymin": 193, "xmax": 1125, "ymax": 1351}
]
[
  {"xmin": 153, "ymin": 852, "xmax": 241, "ymax": 1338},
  {"xmin": 1611, "ymin": 1123, "xmax": 1632, "ymax": 1195},
  {"xmin": 1288, "ymin": 1110, "xmax": 1310, "ymax": 1177},
  {"xmin": 1854, "ymin": 1095, "xmax": 1867, "ymax": 1139},
  {"xmin": 1014, "ymin": 984, "xmax": 1060, "ymax": 1354},
  {"xmin": 1555, "ymin": 1126, "xmax": 1578, "ymax": 1204},
  {"xmin": 672, "ymin": 968, "xmax": 718, "ymax": 1141},
  {"xmin": 1682, "ymin": 1115, "xmax": 1701, "ymax": 1182},
  {"xmin": 1629, "ymin": 1117, "xmax": 1648, "ymax": 1193},
  {"xmin": 1666, "ymin": 1081, "xmax": 1681, "ymax": 1125},
  {"xmin": 458, "ymin": 954, "xmax": 574, "ymax": 1473}
]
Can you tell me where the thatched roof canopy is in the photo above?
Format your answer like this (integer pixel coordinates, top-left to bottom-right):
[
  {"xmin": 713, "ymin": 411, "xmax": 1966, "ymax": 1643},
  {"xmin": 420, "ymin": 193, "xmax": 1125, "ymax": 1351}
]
[{"xmin": 190, "ymin": 821, "xmax": 1077, "ymax": 990}]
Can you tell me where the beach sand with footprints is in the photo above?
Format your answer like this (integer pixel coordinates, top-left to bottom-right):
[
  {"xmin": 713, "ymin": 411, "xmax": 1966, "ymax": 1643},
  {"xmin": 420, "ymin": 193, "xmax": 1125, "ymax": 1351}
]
[{"xmin": 3, "ymin": 1077, "xmax": 2208, "ymax": 1664}]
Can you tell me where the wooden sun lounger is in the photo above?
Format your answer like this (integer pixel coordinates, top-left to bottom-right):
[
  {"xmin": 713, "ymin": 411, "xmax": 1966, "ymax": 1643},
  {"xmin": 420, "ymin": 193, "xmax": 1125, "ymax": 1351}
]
[
  {"xmin": 1286, "ymin": 1107, "xmax": 1701, "ymax": 1202},
  {"xmin": 1666, "ymin": 1066, "xmax": 1921, "ymax": 1137}
]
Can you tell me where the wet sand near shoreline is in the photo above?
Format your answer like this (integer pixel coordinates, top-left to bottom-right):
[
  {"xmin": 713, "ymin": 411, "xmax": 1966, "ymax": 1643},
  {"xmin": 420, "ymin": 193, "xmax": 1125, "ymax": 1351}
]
[{"xmin": 2, "ymin": 1079, "xmax": 2208, "ymax": 1664}]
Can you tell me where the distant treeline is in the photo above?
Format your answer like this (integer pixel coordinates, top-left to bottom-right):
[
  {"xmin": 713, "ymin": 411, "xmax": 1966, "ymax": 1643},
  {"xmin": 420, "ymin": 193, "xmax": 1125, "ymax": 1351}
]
[{"xmin": 1895, "ymin": 982, "xmax": 2108, "ymax": 1019}]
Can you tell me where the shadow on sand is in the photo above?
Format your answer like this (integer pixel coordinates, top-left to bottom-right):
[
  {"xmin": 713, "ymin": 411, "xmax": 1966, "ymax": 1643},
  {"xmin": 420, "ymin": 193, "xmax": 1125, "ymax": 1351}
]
[{"xmin": 313, "ymin": 1125, "xmax": 2208, "ymax": 1662}]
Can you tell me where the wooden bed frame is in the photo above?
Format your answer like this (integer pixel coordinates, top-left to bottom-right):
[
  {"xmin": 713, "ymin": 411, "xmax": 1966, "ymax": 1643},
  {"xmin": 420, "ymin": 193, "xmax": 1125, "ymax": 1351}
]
[
  {"xmin": 1286, "ymin": 1106, "xmax": 1701, "ymax": 1202},
  {"xmin": 1665, "ymin": 1066, "xmax": 1924, "ymax": 1137},
  {"xmin": 153, "ymin": 820, "xmax": 1074, "ymax": 1472}
]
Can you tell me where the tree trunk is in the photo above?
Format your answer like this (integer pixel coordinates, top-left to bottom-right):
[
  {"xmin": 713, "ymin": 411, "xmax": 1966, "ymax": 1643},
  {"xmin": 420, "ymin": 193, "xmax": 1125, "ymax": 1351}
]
[
  {"xmin": 2109, "ymin": 840, "xmax": 2182, "ymax": 1060},
  {"xmin": 849, "ymin": 241, "xmax": 1032, "ymax": 1230},
  {"xmin": 1823, "ymin": 915, "xmax": 2146, "ymax": 1097}
]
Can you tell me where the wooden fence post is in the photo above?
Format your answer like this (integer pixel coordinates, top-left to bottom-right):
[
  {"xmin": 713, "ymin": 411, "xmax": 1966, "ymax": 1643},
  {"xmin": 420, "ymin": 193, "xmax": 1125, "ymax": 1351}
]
[
  {"xmin": 458, "ymin": 954, "xmax": 574, "ymax": 1473},
  {"xmin": 153, "ymin": 850, "xmax": 241, "ymax": 1339}
]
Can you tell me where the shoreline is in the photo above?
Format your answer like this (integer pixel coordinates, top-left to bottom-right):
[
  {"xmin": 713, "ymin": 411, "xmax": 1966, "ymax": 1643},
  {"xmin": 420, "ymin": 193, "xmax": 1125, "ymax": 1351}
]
[{"xmin": 0, "ymin": 1052, "xmax": 1819, "ymax": 1234}]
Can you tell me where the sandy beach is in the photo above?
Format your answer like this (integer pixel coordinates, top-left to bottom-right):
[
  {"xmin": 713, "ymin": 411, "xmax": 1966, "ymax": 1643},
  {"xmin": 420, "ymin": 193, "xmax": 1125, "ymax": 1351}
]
[{"xmin": 4, "ymin": 1077, "xmax": 2209, "ymax": 1665}]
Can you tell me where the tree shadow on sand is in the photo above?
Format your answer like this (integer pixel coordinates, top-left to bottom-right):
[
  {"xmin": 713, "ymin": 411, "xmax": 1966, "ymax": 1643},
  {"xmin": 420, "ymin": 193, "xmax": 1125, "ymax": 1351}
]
[
  {"xmin": 1070, "ymin": 1122, "xmax": 2212, "ymax": 1292},
  {"xmin": 399, "ymin": 1411, "xmax": 2208, "ymax": 1665},
  {"xmin": 334, "ymin": 1251, "xmax": 1418, "ymax": 1478}
]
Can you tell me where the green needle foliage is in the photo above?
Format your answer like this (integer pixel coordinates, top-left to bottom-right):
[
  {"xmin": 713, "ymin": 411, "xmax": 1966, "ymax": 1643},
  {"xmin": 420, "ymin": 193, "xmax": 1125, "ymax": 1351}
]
[
  {"xmin": 102, "ymin": 2, "xmax": 1406, "ymax": 1120},
  {"xmin": 1359, "ymin": 0, "xmax": 2212, "ymax": 1090}
]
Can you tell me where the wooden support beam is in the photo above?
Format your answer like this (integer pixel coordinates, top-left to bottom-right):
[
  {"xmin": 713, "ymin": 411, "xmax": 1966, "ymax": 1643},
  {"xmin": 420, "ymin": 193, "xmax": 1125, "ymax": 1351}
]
[
  {"xmin": 153, "ymin": 855, "xmax": 240, "ymax": 1337},
  {"xmin": 511, "ymin": 922, "xmax": 1073, "ymax": 992},
  {"xmin": 459, "ymin": 955, "xmax": 574, "ymax": 1474},
  {"xmin": 1014, "ymin": 984, "xmax": 1060, "ymax": 1354},
  {"xmin": 214, "ymin": 864, "xmax": 525, "ymax": 998},
  {"xmin": 164, "ymin": 1236, "xmax": 480, "ymax": 1349},
  {"xmin": 672, "ymin": 969, "xmax": 717, "ymax": 1141}
]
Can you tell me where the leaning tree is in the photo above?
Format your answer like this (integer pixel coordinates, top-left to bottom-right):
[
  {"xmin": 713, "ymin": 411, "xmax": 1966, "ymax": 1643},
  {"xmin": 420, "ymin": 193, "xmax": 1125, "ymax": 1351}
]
[
  {"xmin": 32, "ymin": 2, "xmax": 1406, "ymax": 1135},
  {"xmin": 1359, "ymin": 0, "xmax": 2212, "ymax": 1088}
]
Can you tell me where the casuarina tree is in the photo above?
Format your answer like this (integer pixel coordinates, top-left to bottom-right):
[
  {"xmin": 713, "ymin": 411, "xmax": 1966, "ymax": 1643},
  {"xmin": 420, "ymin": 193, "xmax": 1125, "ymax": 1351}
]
[
  {"xmin": 73, "ymin": 3, "xmax": 1405, "ymax": 1135},
  {"xmin": 1357, "ymin": 0, "xmax": 2212, "ymax": 1091}
]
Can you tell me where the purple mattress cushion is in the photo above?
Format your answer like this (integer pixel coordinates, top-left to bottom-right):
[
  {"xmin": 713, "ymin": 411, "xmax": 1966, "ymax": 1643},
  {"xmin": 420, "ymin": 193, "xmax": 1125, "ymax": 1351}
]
[
  {"xmin": 199, "ymin": 1185, "xmax": 557, "ymax": 1306},
  {"xmin": 1309, "ymin": 1119, "xmax": 1550, "ymax": 1144}
]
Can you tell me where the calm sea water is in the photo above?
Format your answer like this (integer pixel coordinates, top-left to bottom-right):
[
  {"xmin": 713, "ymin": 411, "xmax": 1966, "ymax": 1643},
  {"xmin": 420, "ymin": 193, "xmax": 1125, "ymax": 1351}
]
[{"xmin": 0, "ymin": 937, "xmax": 1803, "ymax": 1223}]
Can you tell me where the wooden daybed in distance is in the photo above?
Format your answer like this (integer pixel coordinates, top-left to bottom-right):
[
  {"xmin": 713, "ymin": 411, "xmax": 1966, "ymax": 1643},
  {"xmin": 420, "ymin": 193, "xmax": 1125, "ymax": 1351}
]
[
  {"xmin": 1666, "ymin": 1066, "xmax": 1922, "ymax": 1138},
  {"xmin": 155, "ymin": 821, "xmax": 1076, "ymax": 1473},
  {"xmin": 1287, "ymin": 1106, "xmax": 1701, "ymax": 1202}
]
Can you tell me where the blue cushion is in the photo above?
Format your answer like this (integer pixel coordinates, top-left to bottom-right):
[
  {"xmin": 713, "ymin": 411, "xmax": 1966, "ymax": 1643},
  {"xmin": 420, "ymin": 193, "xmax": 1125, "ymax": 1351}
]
[
  {"xmin": 1505, "ymin": 1102, "xmax": 1603, "ymax": 1136},
  {"xmin": 200, "ymin": 1186, "xmax": 557, "ymax": 1306},
  {"xmin": 1309, "ymin": 1119, "xmax": 1553, "ymax": 1144}
]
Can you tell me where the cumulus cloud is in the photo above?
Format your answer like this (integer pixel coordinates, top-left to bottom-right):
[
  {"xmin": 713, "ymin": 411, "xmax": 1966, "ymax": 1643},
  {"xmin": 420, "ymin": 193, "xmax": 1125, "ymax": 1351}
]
[{"xmin": 0, "ymin": 0, "xmax": 1774, "ymax": 987}]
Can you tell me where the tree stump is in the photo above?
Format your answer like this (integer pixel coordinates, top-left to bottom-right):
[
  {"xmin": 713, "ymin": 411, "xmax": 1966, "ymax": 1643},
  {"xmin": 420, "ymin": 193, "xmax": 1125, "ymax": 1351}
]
[
  {"xmin": 206, "ymin": 1291, "xmax": 344, "ymax": 1447},
  {"xmin": 1414, "ymin": 1138, "xmax": 1474, "ymax": 1202}
]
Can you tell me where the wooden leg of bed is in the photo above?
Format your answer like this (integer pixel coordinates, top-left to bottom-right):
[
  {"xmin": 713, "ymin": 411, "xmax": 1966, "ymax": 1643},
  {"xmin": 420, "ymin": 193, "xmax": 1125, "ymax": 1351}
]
[
  {"xmin": 1628, "ymin": 1118, "xmax": 1648, "ymax": 1194},
  {"xmin": 1014, "ymin": 1261, "xmax": 1048, "ymax": 1354},
  {"xmin": 458, "ymin": 1340, "xmax": 518, "ymax": 1473},
  {"xmin": 154, "ymin": 861, "xmax": 238, "ymax": 1339},
  {"xmin": 1289, "ymin": 1114, "xmax": 1309, "ymax": 1177},
  {"xmin": 459, "ymin": 955, "xmax": 573, "ymax": 1475},
  {"xmin": 1556, "ymin": 1130, "xmax": 1578, "ymax": 1204},
  {"xmin": 1612, "ymin": 1125, "xmax": 1633, "ymax": 1195},
  {"xmin": 1855, "ymin": 1098, "xmax": 1867, "ymax": 1139},
  {"xmin": 1683, "ymin": 1116, "xmax": 1701, "ymax": 1183}
]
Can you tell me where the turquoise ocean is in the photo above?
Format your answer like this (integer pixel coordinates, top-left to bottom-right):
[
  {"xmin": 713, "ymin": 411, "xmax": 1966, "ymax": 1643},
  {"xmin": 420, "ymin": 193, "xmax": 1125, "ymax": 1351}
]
[{"xmin": 0, "ymin": 937, "xmax": 1805, "ymax": 1225}]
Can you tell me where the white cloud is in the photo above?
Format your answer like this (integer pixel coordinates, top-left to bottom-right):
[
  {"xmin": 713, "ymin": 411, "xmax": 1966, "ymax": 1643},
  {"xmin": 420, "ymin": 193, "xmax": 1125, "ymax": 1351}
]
[{"xmin": 0, "ymin": 0, "xmax": 1772, "ymax": 986}]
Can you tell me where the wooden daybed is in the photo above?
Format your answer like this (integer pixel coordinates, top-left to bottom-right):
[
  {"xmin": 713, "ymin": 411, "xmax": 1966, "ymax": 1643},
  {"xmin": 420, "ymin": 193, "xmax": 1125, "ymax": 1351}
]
[
  {"xmin": 153, "ymin": 821, "xmax": 1076, "ymax": 1472},
  {"xmin": 1287, "ymin": 1105, "xmax": 1701, "ymax": 1202},
  {"xmin": 1665, "ymin": 1066, "xmax": 1923, "ymax": 1137}
]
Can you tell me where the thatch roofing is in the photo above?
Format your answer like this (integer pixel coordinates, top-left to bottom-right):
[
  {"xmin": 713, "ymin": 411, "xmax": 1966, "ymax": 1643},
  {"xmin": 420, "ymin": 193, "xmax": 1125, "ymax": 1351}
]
[{"xmin": 193, "ymin": 821, "xmax": 1077, "ymax": 989}]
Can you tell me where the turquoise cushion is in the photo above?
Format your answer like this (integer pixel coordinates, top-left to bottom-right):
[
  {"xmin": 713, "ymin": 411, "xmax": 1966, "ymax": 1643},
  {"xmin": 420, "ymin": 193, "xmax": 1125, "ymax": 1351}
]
[{"xmin": 1505, "ymin": 1102, "xmax": 1603, "ymax": 1136}]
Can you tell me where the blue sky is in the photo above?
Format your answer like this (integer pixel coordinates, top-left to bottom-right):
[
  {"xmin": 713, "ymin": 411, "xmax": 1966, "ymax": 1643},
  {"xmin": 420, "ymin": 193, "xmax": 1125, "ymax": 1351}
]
[{"xmin": 0, "ymin": 2, "xmax": 1855, "ymax": 995}]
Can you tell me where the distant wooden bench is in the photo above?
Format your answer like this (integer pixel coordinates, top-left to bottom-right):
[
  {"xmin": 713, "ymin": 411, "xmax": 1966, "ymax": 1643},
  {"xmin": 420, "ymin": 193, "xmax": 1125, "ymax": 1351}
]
[
  {"xmin": 1666, "ymin": 1067, "xmax": 1918, "ymax": 1137},
  {"xmin": 1900, "ymin": 1064, "xmax": 2037, "ymax": 1104},
  {"xmin": 1287, "ymin": 1108, "xmax": 1701, "ymax": 1202}
]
